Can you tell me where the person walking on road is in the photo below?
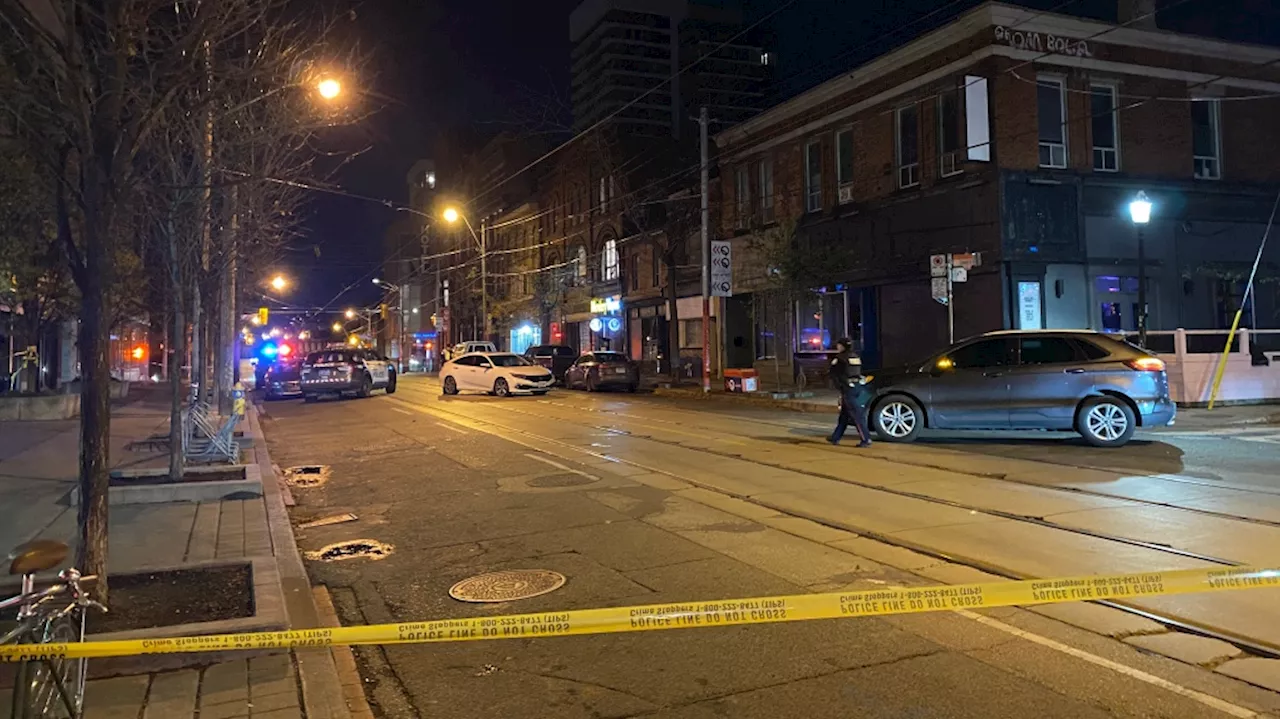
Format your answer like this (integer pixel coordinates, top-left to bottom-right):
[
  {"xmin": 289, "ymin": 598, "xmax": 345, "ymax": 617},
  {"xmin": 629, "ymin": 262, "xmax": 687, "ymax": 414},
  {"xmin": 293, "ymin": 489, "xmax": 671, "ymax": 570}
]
[{"xmin": 827, "ymin": 338, "xmax": 872, "ymax": 448}]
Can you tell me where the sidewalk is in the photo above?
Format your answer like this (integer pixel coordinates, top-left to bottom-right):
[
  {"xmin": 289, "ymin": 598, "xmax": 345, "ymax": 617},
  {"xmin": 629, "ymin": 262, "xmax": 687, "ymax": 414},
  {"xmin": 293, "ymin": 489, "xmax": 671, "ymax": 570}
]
[{"xmin": 0, "ymin": 386, "xmax": 348, "ymax": 719}]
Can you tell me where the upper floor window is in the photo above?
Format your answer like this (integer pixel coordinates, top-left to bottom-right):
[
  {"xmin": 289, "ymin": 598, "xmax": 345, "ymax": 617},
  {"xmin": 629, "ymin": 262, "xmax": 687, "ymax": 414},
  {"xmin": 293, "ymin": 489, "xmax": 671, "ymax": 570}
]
[
  {"xmin": 836, "ymin": 128, "xmax": 854, "ymax": 196},
  {"xmin": 1037, "ymin": 76, "xmax": 1067, "ymax": 168},
  {"xmin": 574, "ymin": 245, "xmax": 588, "ymax": 281},
  {"xmin": 804, "ymin": 140, "xmax": 822, "ymax": 212},
  {"xmin": 599, "ymin": 176, "xmax": 607, "ymax": 210},
  {"xmin": 938, "ymin": 87, "xmax": 962, "ymax": 177},
  {"xmin": 758, "ymin": 158, "xmax": 775, "ymax": 224},
  {"xmin": 896, "ymin": 104, "xmax": 920, "ymax": 189},
  {"xmin": 602, "ymin": 239, "xmax": 619, "ymax": 281},
  {"xmin": 1091, "ymin": 84, "xmax": 1119, "ymax": 172},
  {"xmin": 1192, "ymin": 99, "xmax": 1221, "ymax": 180},
  {"xmin": 735, "ymin": 165, "xmax": 751, "ymax": 228}
]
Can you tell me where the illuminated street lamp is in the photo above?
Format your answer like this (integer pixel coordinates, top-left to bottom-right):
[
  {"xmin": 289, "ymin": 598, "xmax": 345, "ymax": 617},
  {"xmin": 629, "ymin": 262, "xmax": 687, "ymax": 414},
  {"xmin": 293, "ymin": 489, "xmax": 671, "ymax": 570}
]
[
  {"xmin": 317, "ymin": 77, "xmax": 342, "ymax": 100},
  {"xmin": 345, "ymin": 308, "xmax": 356, "ymax": 319},
  {"xmin": 1128, "ymin": 191, "xmax": 1153, "ymax": 348},
  {"xmin": 270, "ymin": 275, "xmax": 288, "ymax": 292},
  {"xmin": 332, "ymin": 322, "xmax": 343, "ymax": 333},
  {"xmin": 347, "ymin": 335, "xmax": 360, "ymax": 346}
]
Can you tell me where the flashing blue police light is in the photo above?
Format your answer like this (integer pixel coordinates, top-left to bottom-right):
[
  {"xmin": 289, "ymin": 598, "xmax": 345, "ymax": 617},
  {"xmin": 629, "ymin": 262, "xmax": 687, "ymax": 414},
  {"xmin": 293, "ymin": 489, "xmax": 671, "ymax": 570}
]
[{"xmin": 261, "ymin": 343, "xmax": 278, "ymax": 358}]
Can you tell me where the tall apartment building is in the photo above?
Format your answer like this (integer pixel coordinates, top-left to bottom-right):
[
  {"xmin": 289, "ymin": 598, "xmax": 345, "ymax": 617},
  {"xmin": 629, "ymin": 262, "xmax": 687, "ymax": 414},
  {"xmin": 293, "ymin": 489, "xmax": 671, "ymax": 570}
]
[{"xmin": 569, "ymin": 0, "xmax": 769, "ymax": 138}]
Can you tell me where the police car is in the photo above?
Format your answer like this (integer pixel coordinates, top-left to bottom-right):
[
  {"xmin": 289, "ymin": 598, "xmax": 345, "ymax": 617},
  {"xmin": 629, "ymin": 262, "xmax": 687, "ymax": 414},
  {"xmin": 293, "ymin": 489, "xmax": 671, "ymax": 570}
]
[{"xmin": 300, "ymin": 349, "xmax": 397, "ymax": 402}]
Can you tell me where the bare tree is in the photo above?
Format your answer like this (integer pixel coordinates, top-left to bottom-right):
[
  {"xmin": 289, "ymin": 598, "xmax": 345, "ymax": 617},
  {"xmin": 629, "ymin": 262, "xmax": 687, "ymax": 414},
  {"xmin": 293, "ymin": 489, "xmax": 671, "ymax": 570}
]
[{"xmin": 0, "ymin": 0, "xmax": 356, "ymax": 596}]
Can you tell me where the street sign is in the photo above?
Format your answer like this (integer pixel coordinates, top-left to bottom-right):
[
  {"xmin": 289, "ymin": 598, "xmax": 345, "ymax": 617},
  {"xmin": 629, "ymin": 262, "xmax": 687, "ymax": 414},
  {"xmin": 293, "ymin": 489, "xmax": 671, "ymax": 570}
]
[
  {"xmin": 952, "ymin": 252, "xmax": 981, "ymax": 270},
  {"xmin": 951, "ymin": 267, "xmax": 968, "ymax": 283},
  {"xmin": 929, "ymin": 254, "xmax": 948, "ymax": 277},
  {"xmin": 710, "ymin": 240, "xmax": 732, "ymax": 297},
  {"xmin": 931, "ymin": 277, "xmax": 949, "ymax": 304}
]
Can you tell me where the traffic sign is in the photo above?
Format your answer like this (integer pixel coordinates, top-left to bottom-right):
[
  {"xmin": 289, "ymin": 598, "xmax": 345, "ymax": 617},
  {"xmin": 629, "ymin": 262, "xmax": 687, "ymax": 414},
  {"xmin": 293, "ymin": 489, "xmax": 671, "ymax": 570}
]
[
  {"xmin": 931, "ymin": 277, "xmax": 948, "ymax": 303},
  {"xmin": 710, "ymin": 240, "xmax": 732, "ymax": 297},
  {"xmin": 952, "ymin": 252, "xmax": 981, "ymax": 270},
  {"xmin": 929, "ymin": 254, "xmax": 948, "ymax": 277},
  {"xmin": 951, "ymin": 267, "xmax": 968, "ymax": 283}
]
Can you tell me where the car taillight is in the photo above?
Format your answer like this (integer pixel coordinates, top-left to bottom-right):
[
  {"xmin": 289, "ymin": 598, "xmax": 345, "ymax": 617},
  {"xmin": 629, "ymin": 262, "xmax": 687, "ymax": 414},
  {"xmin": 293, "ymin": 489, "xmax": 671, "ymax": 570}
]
[{"xmin": 1125, "ymin": 357, "xmax": 1165, "ymax": 372}]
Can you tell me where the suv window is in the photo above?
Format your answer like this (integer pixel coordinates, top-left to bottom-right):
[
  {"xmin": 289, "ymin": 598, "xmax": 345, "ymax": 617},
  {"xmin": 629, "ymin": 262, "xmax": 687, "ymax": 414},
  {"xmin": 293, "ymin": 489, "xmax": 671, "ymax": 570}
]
[
  {"xmin": 577, "ymin": 354, "xmax": 594, "ymax": 365},
  {"xmin": 949, "ymin": 339, "xmax": 1012, "ymax": 369},
  {"xmin": 554, "ymin": 347, "xmax": 576, "ymax": 357},
  {"xmin": 308, "ymin": 351, "xmax": 350, "ymax": 364},
  {"xmin": 1074, "ymin": 339, "xmax": 1111, "ymax": 360},
  {"xmin": 594, "ymin": 352, "xmax": 627, "ymax": 363},
  {"xmin": 1019, "ymin": 337, "xmax": 1081, "ymax": 365}
]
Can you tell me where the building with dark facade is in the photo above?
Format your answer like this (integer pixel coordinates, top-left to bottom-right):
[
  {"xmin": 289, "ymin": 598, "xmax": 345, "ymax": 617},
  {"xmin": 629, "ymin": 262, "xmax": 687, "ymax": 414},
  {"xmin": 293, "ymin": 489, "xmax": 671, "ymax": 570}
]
[
  {"xmin": 570, "ymin": 0, "xmax": 770, "ymax": 138},
  {"xmin": 715, "ymin": 0, "xmax": 1280, "ymax": 376}
]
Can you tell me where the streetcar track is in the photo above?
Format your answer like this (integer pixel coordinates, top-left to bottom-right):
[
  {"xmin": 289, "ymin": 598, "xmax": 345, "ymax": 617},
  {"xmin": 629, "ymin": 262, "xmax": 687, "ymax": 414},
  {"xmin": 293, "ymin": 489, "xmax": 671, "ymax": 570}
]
[
  {"xmin": 439, "ymin": 396, "xmax": 1245, "ymax": 568},
  {"xmin": 403, "ymin": 382, "xmax": 1280, "ymax": 531},
  {"xmin": 515, "ymin": 390, "xmax": 1280, "ymax": 525},
  {"xmin": 389, "ymin": 389, "xmax": 1280, "ymax": 659}
]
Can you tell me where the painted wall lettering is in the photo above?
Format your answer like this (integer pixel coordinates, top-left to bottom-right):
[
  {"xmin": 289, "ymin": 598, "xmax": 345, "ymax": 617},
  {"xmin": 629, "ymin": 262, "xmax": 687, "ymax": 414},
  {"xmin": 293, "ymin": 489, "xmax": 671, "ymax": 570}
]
[{"xmin": 994, "ymin": 26, "xmax": 1093, "ymax": 58}]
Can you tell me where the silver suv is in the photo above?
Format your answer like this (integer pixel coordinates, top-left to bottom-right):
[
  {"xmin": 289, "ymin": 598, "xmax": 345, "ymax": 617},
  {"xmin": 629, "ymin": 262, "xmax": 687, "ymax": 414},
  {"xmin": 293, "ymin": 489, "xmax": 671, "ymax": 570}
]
[{"xmin": 863, "ymin": 330, "xmax": 1176, "ymax": 447}]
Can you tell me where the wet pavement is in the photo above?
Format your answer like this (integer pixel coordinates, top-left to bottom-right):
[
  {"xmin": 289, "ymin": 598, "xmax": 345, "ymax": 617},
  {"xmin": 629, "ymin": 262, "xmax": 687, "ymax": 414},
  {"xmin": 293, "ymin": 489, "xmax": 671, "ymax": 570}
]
[{"xmin": 257, "ymin": 378, "xmax": 1280, "ymax": 718}]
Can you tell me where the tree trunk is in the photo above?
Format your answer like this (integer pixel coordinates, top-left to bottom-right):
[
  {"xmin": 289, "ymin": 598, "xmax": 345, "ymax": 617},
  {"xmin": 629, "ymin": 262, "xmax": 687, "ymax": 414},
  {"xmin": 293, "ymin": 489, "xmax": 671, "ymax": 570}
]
[
  {"xmin": 191, "ymin": 287, "xmax": 201, "ymax": 402},
  {"xmin": 165, "ymin": 214, "xmax": 186, "ymax": 481},
  {"xmin": 665, "ymin": 252, "xmax": 680, "ymax": 383},
  {"xmin": 76, "ymin": 220, "xmax": 112, "ymax": 600}
]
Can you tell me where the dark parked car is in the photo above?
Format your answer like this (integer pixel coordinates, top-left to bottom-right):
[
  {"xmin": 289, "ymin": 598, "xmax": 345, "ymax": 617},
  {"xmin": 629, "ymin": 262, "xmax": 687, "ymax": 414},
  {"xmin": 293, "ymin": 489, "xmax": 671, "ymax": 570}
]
[
  {"xmin": 523, "ymin": 345, "xmax": 578, "ymax": 382},
  {"xmin": 564, "ymin": 351, "xmax": 639, "ymax": 392},
  {"xmin": 863, "ymin": 330, "xmax": 1176, "ymax": 448},
  {"xmin": 300, "ymin": 349, "xmax": 396, "ymax": 401},
  {"xmin": 263, "ymin": 359, "xmax": 303, "ymax": 400}
]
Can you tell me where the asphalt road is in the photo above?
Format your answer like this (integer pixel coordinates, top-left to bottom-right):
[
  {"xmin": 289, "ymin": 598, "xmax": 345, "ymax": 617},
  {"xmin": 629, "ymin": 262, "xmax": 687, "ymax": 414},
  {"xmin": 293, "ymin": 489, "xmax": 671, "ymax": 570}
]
[{"xmin": 259, "ymin": 377, "xmax": 1280, "ymax": 718}]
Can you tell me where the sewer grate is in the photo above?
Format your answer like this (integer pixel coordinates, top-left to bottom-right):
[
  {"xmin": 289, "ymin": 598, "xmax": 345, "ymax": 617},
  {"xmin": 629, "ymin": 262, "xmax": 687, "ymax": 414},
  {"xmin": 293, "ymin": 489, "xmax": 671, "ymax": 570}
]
[
  {"xmin": 284, "ymin": 465, "xmax": 331, "ymax": 488},
  {"xmin": 449, "ymin": 569, "xmax": 566, "ymax": 603},
  {"xmin": 527, "ymin": 473, "xmax": 596, "ymax": 488},
  {"xmin": 304, "ymin": 539, "xmax": 393, "ymax": 562}
]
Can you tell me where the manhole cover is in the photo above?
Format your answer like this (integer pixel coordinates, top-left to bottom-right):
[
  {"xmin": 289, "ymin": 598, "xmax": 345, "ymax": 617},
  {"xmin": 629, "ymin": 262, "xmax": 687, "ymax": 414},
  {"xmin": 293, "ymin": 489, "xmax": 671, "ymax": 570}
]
[
  {"xmin": 449, "ymin": 569, "xmax": 566, "ymax": 603},
  {"xmin": 528, "ymin": 473, "xmax": 596, "ymax": 488},
  {"xmin": 284, "ymin": 465, "xmax": 330, "ymax": 487},
  {"xmin": 304, "ymin": 539, "xmax": 393, "ymax": 562}
]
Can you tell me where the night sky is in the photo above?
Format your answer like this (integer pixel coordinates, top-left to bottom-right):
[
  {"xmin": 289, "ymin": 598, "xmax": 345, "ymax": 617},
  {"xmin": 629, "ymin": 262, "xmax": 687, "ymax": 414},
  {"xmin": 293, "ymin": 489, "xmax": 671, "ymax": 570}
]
[{"xmin": 292, "ymin": 0, "xmax": 1280, "ymax": 316}]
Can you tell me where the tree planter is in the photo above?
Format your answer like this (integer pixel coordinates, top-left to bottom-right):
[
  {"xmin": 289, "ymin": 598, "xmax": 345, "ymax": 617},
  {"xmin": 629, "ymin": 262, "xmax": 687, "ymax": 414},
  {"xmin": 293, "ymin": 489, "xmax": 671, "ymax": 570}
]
[
  {"xmin": 0, "ymin": 393, "xmax": 79, "ymax": 420},
  {"xmin": 68, "ymin": 464, "xmax": 263, "ymax": 505}
]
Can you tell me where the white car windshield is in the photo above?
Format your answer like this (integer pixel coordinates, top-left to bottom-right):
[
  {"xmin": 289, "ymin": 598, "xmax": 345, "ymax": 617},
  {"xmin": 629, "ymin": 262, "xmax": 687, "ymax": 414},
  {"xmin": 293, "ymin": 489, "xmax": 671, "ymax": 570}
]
[{"xmin": 489, "ymin": 354, "xmax": 533, "ymax": 368}]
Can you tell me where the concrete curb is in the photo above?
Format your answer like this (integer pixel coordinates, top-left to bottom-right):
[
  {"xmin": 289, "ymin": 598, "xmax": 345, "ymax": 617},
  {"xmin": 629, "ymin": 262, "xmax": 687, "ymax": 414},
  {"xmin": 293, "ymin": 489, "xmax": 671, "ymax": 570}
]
[
  {"xmin": 246, "ymin": 402, "xmax": 353, "ymax": 719},
  {"xmin": 70, "ymin": 465, "xmax": 263, "ymax": 506}
]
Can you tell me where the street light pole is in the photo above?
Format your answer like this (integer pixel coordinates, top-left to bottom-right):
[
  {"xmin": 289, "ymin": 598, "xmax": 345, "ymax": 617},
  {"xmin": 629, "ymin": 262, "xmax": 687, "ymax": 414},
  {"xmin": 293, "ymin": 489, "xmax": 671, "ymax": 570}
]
[
  {"xmin": 1128, "ymin": 190, "xmax": 1153, "ymax": 348},
  {"xmin": 480, "ymin": 217, "xmax": 489, "ymax": 343}
]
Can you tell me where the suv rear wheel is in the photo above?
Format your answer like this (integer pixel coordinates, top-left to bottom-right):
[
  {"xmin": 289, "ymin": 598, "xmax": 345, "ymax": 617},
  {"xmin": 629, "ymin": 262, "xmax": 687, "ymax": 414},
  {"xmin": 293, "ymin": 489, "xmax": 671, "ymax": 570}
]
[
  {"xmin": 1077, "ymin": 396, "xmax": 1136, "ymax": 447},
  {"xmin": 386, "ymin": 372, "xmax": 397, "ymax": 394},
  {"xmin": 357, "ymin": 374, "xmax": 372, "ymax": 398}
]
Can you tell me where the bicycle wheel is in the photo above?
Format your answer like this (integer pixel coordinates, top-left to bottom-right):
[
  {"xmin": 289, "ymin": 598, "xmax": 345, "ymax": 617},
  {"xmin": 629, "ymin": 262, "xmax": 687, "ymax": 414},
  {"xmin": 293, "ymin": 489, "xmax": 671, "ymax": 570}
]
[{"xmin": 15, "ymin": 610, "xmax": 87, "ymax": 718}]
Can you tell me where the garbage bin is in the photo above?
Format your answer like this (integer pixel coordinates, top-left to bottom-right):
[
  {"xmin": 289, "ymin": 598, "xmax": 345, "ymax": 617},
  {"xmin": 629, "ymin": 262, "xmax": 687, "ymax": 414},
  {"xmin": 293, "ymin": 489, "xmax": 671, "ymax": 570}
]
[{"xmin": 724, "ymin": 368, "xmax": 759, "ymax": 393}]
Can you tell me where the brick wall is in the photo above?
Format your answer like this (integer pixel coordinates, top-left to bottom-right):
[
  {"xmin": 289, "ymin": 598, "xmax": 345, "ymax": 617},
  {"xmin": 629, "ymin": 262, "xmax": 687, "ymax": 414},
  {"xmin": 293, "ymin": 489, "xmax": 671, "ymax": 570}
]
[
  {"xmin": 1222, "ymin": 94, "xmax": 1280, "ymax": 184},
  {"xmin": 1116, "ymin": 76, "xmax": 1193, "ymax": 178}
]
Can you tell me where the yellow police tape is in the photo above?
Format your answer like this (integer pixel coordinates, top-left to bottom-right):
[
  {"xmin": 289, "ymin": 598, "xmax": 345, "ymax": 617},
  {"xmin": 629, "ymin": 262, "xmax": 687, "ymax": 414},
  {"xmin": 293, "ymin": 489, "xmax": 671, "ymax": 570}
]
[{"xmin": 2, "ymin": 565, "xmax": 1277, "ymax": 661}]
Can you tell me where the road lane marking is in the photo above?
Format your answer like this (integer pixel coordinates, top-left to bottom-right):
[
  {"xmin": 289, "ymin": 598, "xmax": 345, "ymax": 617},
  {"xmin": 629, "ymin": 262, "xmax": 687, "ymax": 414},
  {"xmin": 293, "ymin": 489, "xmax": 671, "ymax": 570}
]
[
  {"xmin": 956, "ymin": 610, "xmax": 1256, "ymax": 718},
  {"xmin": 524, "ymin": 453, "xmax": 599, "ymax": 480},
  {"xmin": 436, "ymin": 422, "xmax": 467, "ymax": 434},
  {"xmin": 389, "ymin": 407, "xmax": 414, "ymax": 416}
]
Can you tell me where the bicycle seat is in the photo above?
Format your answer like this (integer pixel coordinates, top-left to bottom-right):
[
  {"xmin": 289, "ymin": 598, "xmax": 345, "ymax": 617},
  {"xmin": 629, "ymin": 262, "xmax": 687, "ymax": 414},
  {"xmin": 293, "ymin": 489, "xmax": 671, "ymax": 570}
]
[{"xmin": 7, "ymin": 540, "xmax": 69, "ymax": 575}]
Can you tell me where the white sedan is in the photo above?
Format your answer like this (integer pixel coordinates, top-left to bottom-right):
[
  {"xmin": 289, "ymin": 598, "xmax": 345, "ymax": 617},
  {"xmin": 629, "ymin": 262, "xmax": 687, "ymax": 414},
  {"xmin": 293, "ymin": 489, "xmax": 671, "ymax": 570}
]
[{"xmin": 441, "ymin": 352, "xmax": 554, "ymax": 397}]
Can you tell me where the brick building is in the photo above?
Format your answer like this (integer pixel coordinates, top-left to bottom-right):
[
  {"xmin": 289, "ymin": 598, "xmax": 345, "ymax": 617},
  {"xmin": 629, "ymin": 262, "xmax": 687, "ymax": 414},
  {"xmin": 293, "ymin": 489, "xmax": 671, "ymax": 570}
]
[{"xmin": 715, "ymin": 0, "xmax": 1280, "ymax": 375}]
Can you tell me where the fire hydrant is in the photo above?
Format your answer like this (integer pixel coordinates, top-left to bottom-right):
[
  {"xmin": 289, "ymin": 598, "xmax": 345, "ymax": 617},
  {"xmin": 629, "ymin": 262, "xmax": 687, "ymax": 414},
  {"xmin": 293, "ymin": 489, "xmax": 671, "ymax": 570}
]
[{"xmin": 232, "ymin": 382, "xmax": 246, "ymax": 418}]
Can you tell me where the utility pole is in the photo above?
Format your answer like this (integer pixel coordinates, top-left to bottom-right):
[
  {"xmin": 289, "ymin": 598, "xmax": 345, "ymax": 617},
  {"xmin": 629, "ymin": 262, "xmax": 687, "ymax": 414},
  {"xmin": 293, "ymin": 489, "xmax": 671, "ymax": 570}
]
[
  {"xmin": 699, "ymin": 107, "xmax": 711, "ymax": 394},
  {"xmin": 480, "ymin": 217, "xmax": 490, "ymax": 342},
  {"xmin": 192, "ymin": 40, "xmax": 214, "ymax": 402}
]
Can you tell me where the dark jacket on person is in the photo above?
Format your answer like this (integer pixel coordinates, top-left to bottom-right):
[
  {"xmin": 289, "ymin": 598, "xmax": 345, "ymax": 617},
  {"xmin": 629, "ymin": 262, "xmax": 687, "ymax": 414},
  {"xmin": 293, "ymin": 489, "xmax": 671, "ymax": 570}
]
[{"xmin": 829, "ymin": 349, "xmax": 863, "ymax": 391}]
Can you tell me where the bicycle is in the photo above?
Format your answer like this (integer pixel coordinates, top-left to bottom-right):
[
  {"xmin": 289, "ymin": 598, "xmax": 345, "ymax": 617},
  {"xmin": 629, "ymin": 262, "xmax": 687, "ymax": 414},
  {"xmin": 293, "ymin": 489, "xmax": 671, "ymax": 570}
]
[{"xmin": 1, "ymin": 540, "xmax": 106, "ymax": 718}]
